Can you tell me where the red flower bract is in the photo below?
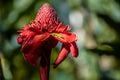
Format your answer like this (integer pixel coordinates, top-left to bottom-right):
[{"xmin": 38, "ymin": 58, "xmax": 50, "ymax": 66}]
[{"xmin": 17, "ymin": 3, "xmax": 78, "ymax": 80}]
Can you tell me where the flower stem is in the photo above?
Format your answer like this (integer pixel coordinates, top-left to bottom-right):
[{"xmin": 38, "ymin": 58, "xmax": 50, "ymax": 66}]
[{"xmin": 39, "ymin": 49, "xmax": 51, "ymax": 80}]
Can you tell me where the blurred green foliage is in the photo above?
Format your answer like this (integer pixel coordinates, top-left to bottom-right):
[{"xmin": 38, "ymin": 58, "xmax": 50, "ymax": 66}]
[{"xmin": 0, "ymin": 0, "xmax": 120, "ymax": 80}]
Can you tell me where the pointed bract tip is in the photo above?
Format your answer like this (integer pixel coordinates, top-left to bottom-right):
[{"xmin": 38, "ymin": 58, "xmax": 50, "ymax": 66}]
[{"xmin": 42, "ymin": 3, "xmax": 51, "ymax": 7}]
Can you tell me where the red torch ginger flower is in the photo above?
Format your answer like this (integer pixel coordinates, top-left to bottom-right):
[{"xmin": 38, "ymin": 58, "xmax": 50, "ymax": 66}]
[{"xmin": 17, "ymin": 3, "xmax": 78, "ymax": 80}]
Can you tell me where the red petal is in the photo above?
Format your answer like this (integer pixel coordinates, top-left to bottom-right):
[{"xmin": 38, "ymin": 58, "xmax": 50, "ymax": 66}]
[
  {"xmin": 53, "ymin": 32, "xmax": 77, "ymax": 43},
  {"xmin": 70, "ymin": 42, "xmax": 79, "ymax": 57},
  {"xmin": 53, "ymin": 43, "xmax": 70, "ymax": 68},
  {"xmin": 56, "ymin": 23, "xmax": 71, "ymax": 32},
  {"xmin": 23, "ymin": 26, "xmax": 30, "ymax": 30},
  {"xmin": 22, "ymin": 32, "xmax": 50, "ymax": 66},
  {"xmin": 24, "ymin": 53, "xmax": 40, "ymax": 66}
]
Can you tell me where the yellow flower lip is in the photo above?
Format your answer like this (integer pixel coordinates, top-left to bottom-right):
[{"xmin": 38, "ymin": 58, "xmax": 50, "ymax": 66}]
[{"xmin": 51, "ymin": 33, "xmax": 63, "ymax": 38}]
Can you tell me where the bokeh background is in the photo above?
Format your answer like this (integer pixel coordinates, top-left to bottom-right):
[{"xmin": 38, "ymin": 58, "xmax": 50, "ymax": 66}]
[{"xmin": 0, "ymin": 0, "xmax": 120, "ymax": 80}]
